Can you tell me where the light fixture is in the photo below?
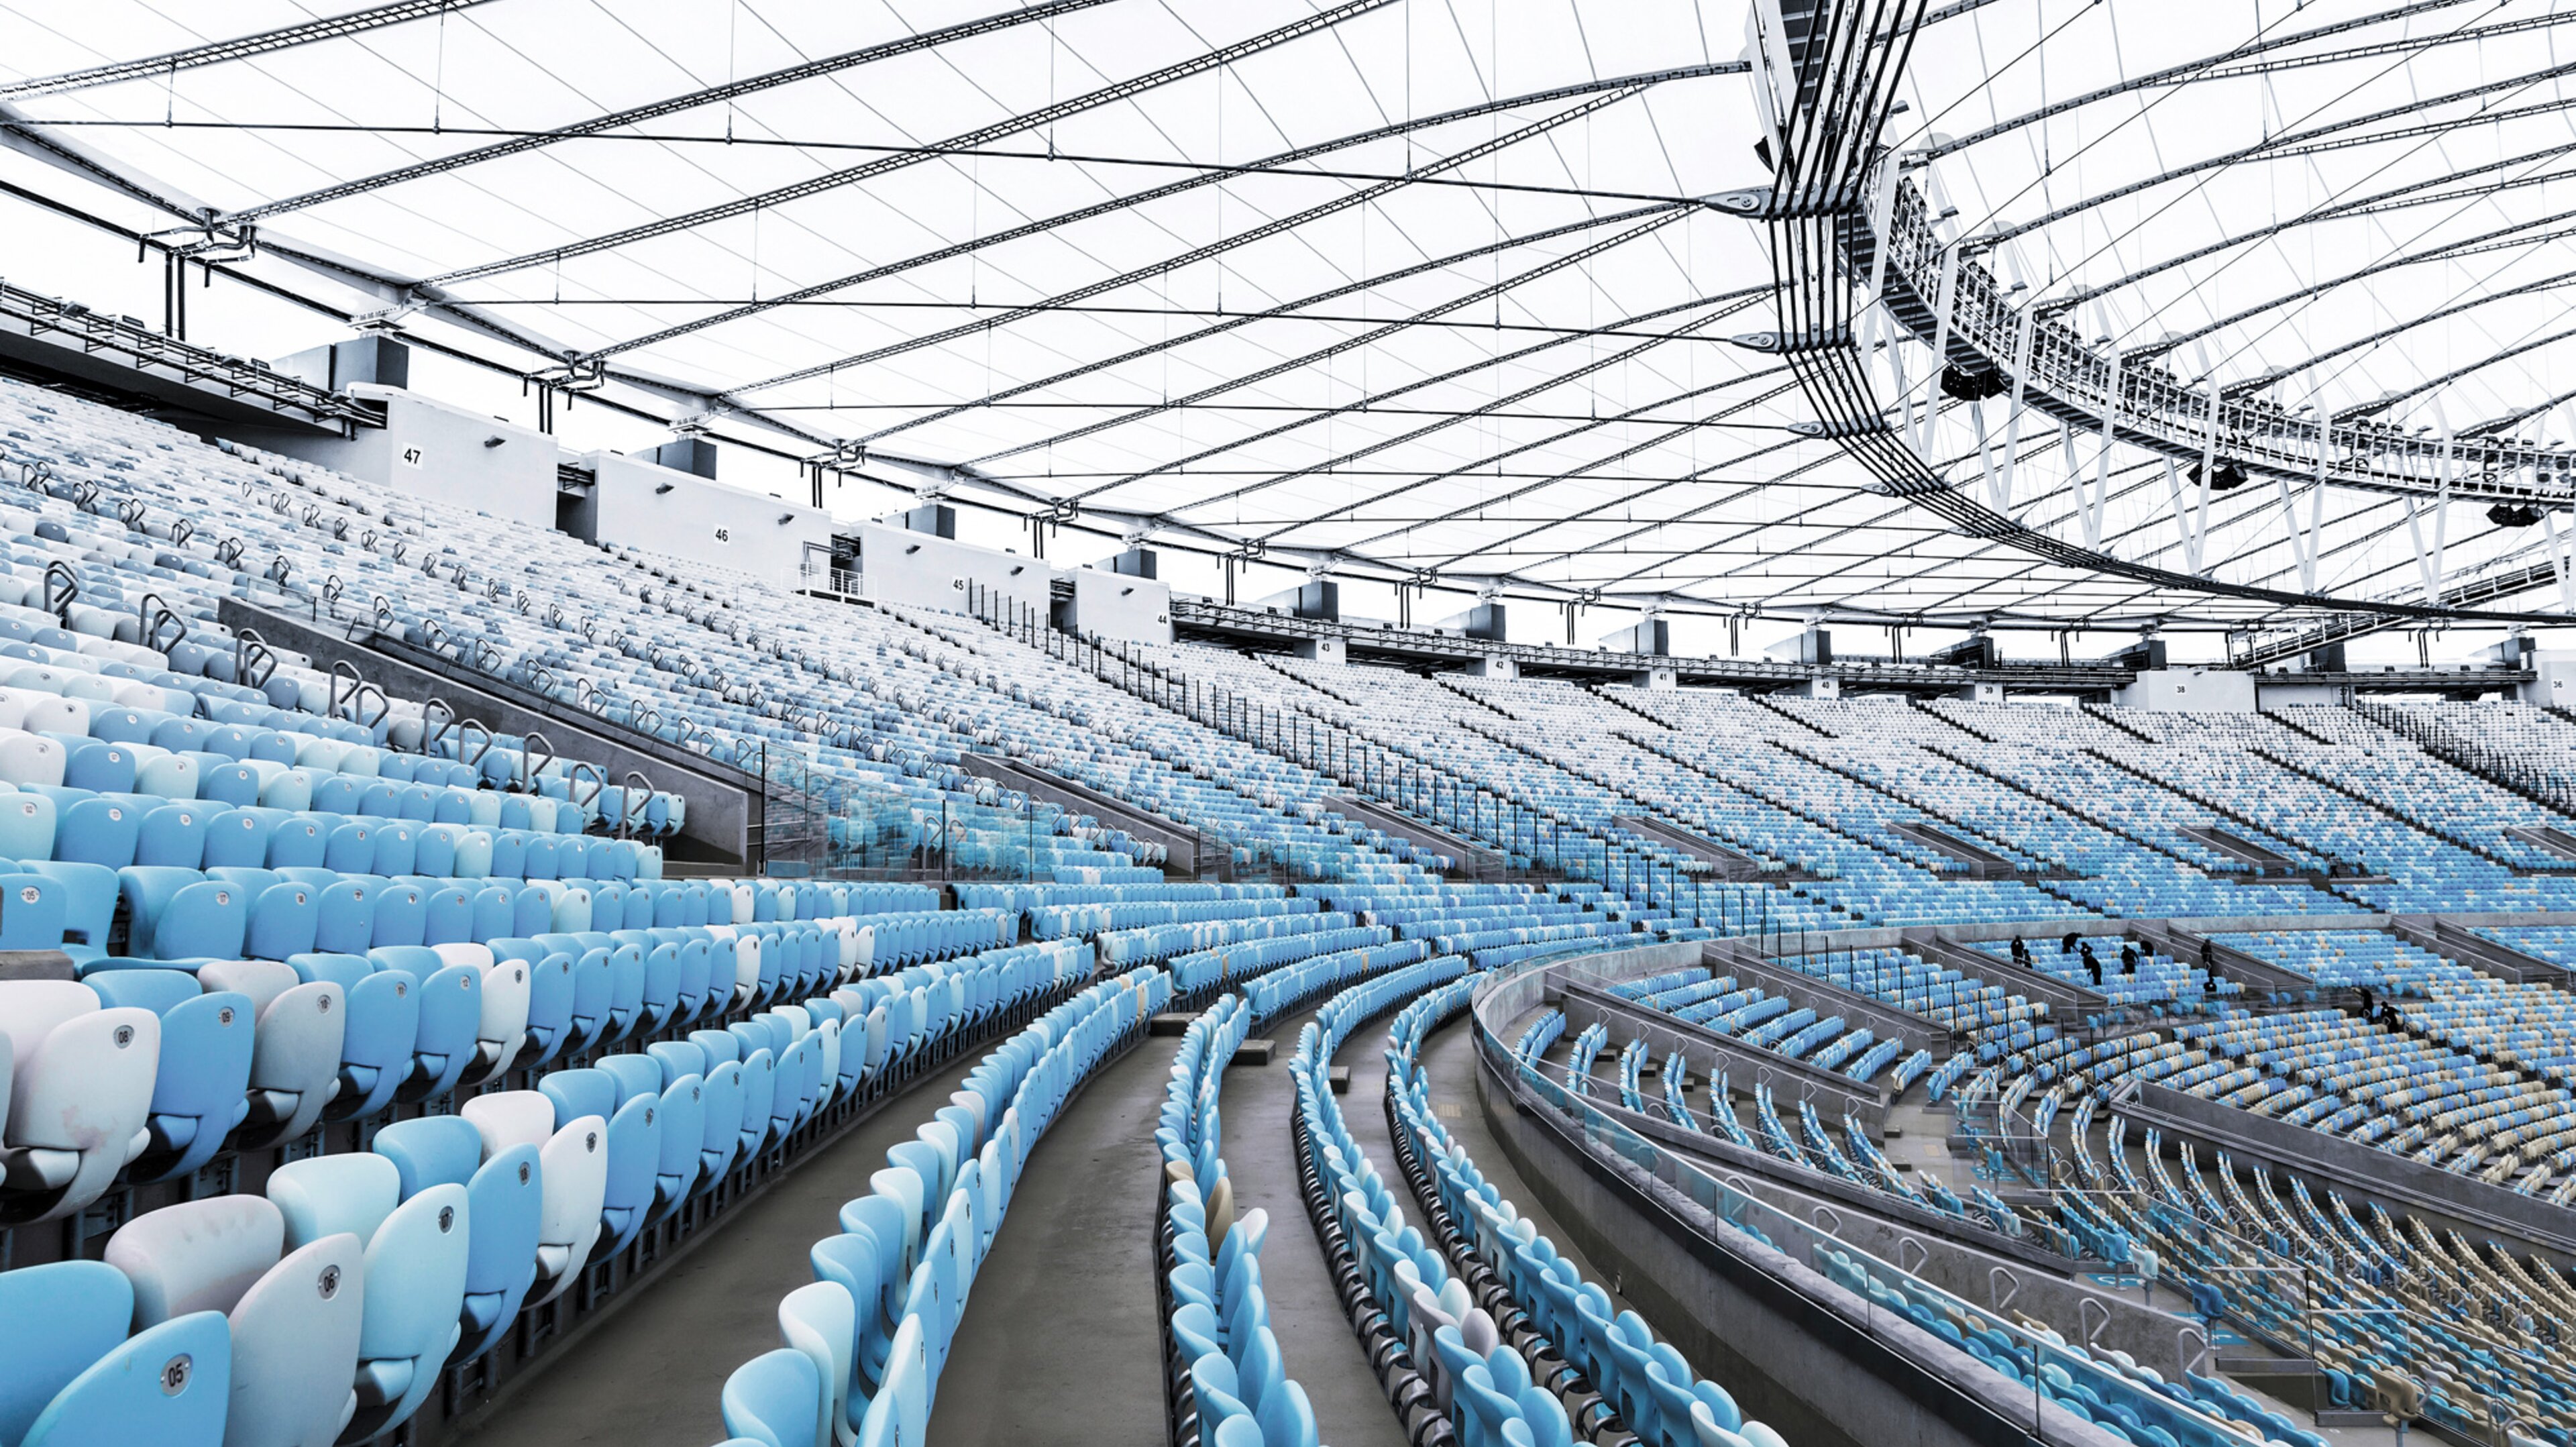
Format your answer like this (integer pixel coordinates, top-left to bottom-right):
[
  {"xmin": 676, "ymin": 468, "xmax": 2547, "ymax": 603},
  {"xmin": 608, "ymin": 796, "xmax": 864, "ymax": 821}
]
[
  {"xmin": 483, "ymin": 435, "xmax": 506, "ymax": 448},
  {"xmin": 654, "ymin": 482, "xmax": 676, "ymax": 494}
]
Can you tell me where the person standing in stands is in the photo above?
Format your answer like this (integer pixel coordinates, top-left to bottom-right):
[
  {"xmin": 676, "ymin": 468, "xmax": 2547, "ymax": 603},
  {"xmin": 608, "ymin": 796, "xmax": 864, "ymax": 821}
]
[
  {"xmin": 2082, "ymin": 942, "xmax": 2102, "ymax": 987},
  {"xmin": 2199, "ymin": 938, "xmax": 2216, "ymax": 973},
  {"xmin": 2011, "ymin": 935, "xmax": 2031, "ymax": 968},
  {"xmin": 2061, "ymin": 930, "xmax": 2080, "ymax": 956},
  {"xmin": 2358, "ymin": 983, "xmax": 2375, "ymax": 1020},
  {"xmin": 2120, "ymin": 943, "xmax": 2139, "ymax": 976}
]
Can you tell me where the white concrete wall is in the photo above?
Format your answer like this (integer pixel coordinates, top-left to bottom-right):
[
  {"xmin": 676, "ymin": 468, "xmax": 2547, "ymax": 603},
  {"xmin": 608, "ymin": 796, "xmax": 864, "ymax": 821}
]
[
  {"xmin": 587, "ymin": 449, "xmax": 833, "ymax": 588},
  {"xmin": 2526, "ymin": 652, "xmax": 2576, "ymax": 707},
  {"xmin": 2257, "ymin": 681, "xmax": 2354, "ymax": 708},
  {"xmin": 2114, "ymin": 667, "xmax": 2257, "ymax": 712},
  {"xmin": 1063, "ymin": 566, "xmax": 1172, "ymax": 645},
  {"xmin": 256, "ymin": 384, "xmax": 556, "ymax": 530},
  {"xmin": 854, "ymin": 522, "xmax": 1057, "ymax": 616}
]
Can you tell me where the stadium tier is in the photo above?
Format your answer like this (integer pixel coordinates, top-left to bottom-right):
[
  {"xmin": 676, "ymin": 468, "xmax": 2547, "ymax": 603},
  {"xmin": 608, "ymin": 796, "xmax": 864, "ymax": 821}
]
[
  {"xmin": 13, "ymin": 6, "xmax": 2576, "ymax": 1447},
  {"xmin": 0, "ymin": 364, "xmax": 2572, "ymax": 1447}
]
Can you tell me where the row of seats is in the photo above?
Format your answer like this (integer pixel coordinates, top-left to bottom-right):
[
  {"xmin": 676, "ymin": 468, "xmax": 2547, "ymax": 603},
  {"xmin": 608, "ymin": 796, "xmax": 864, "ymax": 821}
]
[
  {"xmin": 710, "ymin": 966, "xmax": 1172, "ymax": 1447},
  {"xmin": 1396, "ymin": 983, "xmax": 1788, "ymax": 1447},
  {"xmin": 0, "ymin": 927, "xmax": 1101, "ymax": 1446},
  {"xmin": 1159, "ymin": 994, "xmax": 1319, "ymax": 1447}
]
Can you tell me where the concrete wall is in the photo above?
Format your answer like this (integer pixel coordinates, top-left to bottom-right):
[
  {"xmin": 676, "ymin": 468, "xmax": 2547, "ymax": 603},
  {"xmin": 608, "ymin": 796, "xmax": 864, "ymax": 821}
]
[
  {"xmin": 222, "ymin": 600, "xmax": 757, "ymax": 866},
  {"xmin": 1062, "ymin": 566, "xmax": 1172, "ymax": 645},
  {"xmin": 586, "ymin": 449, "xmax": 833, "ymax": 588},
  {"xmin": 1294, "ymin": 636, "xmax": 1347, "ymax": 663},
  {"xmin": 2525, "ymin": 652, "xmax": 2576, "ymax": 707},
  {"xmin": 854, "ymin": 522, "xmax": 1057, "ymax": 616},
  {"xmin": 2113, "ymin": 667, "xmax": 2255, "ymax": 712},
  {"xmin": 1466, "ymin": 969, "xmax": 2126, "ymax": 1447},
  {"xmin": 252, "ymin": 384, "xmax": 558, "ymax": 531},
  {"xmin": 2256, "ymin": 681, "xmax": 2353, "ymax": 708}
]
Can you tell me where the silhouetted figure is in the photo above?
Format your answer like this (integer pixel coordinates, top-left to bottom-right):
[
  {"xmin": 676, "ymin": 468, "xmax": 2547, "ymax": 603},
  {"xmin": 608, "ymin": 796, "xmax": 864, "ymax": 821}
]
[
  {"xmin": 2120, "ymin": 944, "xmax": 2139, "ymax": 976},
  {"xmin": 2199, "ymin": 939, "xmax": 2216, "ymax": 972},
  {"xmin": 2082, "ymin": 943, "xmax": 2102, "ymax": 987},
  {"xmin": 2061, "ymin": 930, "xmax": 2080, "ymax": 956},
  {"xmin": 2011, "ymin": 935, "xmax": 2031, "ymax": 968},
  {"xmin": 2358, "ymin": 984, "xmax": 2375, "ymax": 1019}
]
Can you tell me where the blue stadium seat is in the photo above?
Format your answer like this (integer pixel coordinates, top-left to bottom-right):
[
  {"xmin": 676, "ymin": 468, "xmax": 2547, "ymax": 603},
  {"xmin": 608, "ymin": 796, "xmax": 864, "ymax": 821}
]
[
  {"xmin": 373, "ymin": 1114, "xmax": 542, "ymax": 1365},
  {"xmin": 267, "ymin": 1152, "xmax": 470, "ymax": 1440}
]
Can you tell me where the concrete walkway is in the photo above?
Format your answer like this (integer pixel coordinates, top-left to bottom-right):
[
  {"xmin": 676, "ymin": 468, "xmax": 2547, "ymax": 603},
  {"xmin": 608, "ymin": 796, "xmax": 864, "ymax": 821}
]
[
  {"xmin": 1222, "ymin": 1005, "xmax": 1410, "ymax": 1447},
  {"xmin": 928, "ymin": 1030, "xmax": 1166, "ymax": 1446},
  {"xmin": 458, "ymin": 1051, "xmax": 989, "ymax": 1447}
]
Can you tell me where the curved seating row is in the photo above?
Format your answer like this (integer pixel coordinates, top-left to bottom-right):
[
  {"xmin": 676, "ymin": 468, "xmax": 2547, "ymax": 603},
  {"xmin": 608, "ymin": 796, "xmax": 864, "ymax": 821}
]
[
  {"xmin": 709, "ymin": 965, "xmax": 1171, "ymax": 1447},
  {"xmin": 0, "ymin": 930, "xmax": 1102, "ymax": 1447},
  {"xmin": 1395, "ymin": 987, "xmax": 1789, "ymax": 1447},
  {"xmin": 1158, "ymin": 994, "xmax": 1320, "ymax": 1447}
]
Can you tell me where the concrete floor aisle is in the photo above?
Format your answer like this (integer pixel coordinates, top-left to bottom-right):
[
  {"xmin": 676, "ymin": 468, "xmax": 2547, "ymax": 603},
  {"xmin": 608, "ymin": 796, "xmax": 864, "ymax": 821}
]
[
  {"xmin": 926, "ymin": 1026, "xmax": 1165, "ymax": 1447},
  {"xmin": 1220, "ymin": 1004, "xmax": 1411, "ymax": 1447},
  {"xmin": 456, "ymin": 1051, "xmax": 990, "ymax": 1447}
]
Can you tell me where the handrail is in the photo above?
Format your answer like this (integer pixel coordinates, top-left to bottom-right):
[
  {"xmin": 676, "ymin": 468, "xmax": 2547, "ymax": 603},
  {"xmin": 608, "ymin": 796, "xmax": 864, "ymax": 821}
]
[
  {"xmin": 40, "ymin": 560, "xmax": 76, "ymax": 625},
  {"xmin": 619, "ymin": 769, "xmax": 654, "ymax": 840},
  {"xmin": 328, "ymin": 659, "xmax": 368, "ymax": 723},
  {"xmin": 233, "ymin": 628, "xmax": 276, "ymax": 690},
  {"xmin": 420, "ymin": 696, "xmax": 455, "ymax": 759},
  {"xmin": 136, "ymin": 592, "xmax": 185, "ymax": 654},
  {"xmin": 564, "ymin": 759, "xmax": 606, "ymax": 813},
  {"xmin": 456, "ymin": 717, "xmax": 492, "ymax": 769},
  {"xmin": 521, "ymin": 729, "xmax": 556, "ymax": 792}
]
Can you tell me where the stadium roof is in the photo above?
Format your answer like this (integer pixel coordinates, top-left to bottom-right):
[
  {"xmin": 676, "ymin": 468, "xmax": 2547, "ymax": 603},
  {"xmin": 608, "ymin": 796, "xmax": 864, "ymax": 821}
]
[{"xmin": 2, "ymin": 0, "xmax": 2573, "ymax": 640}]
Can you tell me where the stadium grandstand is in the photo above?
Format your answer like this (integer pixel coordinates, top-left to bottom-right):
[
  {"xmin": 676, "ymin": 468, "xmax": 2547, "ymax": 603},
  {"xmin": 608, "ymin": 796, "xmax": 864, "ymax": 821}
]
[{"xmin": 10, "ymin": 3, "xmax": 2576, "ymax": 1447}]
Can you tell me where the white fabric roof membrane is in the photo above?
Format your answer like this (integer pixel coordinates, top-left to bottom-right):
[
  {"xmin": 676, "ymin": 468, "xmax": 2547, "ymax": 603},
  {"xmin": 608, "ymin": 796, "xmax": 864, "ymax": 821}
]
[{"xmin": 1, "ymin": 0, "xmax": 2571, "ymax": 635}]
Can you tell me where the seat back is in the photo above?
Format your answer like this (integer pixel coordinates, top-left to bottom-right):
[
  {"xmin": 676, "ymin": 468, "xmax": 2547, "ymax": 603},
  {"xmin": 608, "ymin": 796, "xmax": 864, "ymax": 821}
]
[
  {"xmin": 17, "ymin": 1310, "xmax": 230, "ymax": 1447},
  {"xmin": 720, "ymin": 1348, "xmax": 822, "ymax": 1447},
  {"xmin": 106, "ymin": 1193, "xmax": 288, "ymax": 1326},
  {"xmin": 269, "ymin": 1149, "xmax": 405, "ymax": 1248},
  {"xmin": 0, "ymin": 1259, "xmax": 134, "ymax": 1447}
]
